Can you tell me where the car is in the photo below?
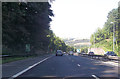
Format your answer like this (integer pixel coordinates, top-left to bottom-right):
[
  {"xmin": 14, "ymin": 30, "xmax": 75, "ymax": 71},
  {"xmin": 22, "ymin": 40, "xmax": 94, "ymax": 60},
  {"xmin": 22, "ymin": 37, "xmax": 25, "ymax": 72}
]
[
  {"xmin": 88, "ymin": 52, "xmax": 94, "ymax": 55},
  {"xmin": 104, "ymin": 51, "xmax": 117, "ymax": 59},
  {"xmin": 56, "ymin": 50, "xmax": 63, "ymax": 56},
  {"xmin": 80, "ymin": 52, "xmax": 86, "ymax": 55},
  {"xmin": 80, "ymin": 52, "xmax": 87, "ymax": 56},
  {"xmin": 73, "ymin": 53, "xmax": 79, "ymax": 56},
  {"xmin": 104, "ymin": 51, "xmax": 117, "ymax": 56},
  {"xmin": 63, "ymin": 52, "xmax": 66, "ymax": 54},
  {"xmin": 80, "ymin": 52, "xmax": 86, "ymax": 54},
  {"xmin": 69, "ymin": 51, "xmax": 73, "ymax": 55}
]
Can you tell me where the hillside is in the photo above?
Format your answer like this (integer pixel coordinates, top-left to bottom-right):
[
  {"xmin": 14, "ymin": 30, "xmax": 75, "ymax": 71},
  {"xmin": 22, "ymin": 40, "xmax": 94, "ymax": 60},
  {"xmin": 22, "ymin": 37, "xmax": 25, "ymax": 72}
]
[
  {"xmin": 62, "ymin": 38, "xmax": 91, "ymax": 49},
  {"xmin": 89, "ymin": 8, "xmax": 119, "ymax": 56},
  {"xmin": 90, "ymin": 39, "xmax": 119, "ymax": 56}
]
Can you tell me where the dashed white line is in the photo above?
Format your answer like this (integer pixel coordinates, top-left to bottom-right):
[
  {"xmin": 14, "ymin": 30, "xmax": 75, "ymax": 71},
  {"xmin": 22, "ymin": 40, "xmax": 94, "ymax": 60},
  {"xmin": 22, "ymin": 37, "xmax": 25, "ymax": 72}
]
[
  {"xmin": 9, "ymin": 56, "xmax": 52, "ymax": 79},
  {"xmin": 77, "ymin": 64, "xmax": 80, "ymax": 67},
  {"xmin": 92, "ymin": 74, "xmax": 100, "ymax": 79}
]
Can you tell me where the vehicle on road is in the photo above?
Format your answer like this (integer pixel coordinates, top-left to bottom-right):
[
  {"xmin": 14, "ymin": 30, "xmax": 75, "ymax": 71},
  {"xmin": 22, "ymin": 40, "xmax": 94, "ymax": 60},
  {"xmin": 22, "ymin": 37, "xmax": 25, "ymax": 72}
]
[
  {"xmin": 80, "ymin": 52, "xmax": 86, "ymax": 55},
  {"xmin": 56, "ymin": 50, "xmax": 63, "ymax": 56},
  {"xmin": 104, "ymin": 51, "xmax": 117, "ymax": 56},
  {"xmin": 88, "ymin": 52, "xmax": 94, "ymax": 55},
  {"xmin": 104, "ymin": 51, "xmax": 117, "ymax": 59},
  {"xmin": 73, "ymin": 53, "xmax": 79, "ymax": 56},
  {"xmin": 69, "ymin": 51, "xmax": 74, "ymax": 55},
  {"xmin": 63, "ymin": 52, "xmax": 66, "ymax": 54},
  {"xmin": 80, "ymin": 52, "xmax": 87, "ymax": 56}
]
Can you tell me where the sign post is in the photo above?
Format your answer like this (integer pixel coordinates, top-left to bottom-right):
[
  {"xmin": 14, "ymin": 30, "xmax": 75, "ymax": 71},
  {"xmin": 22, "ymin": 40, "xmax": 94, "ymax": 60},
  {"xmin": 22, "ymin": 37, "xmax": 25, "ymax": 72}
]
[
  {"xmin": 26, "ymin": 44, "xmax": 30, "ymax": 52},
  {"xmin": 77, "ymin": 49, "xmax": 80, "ymax": 53}
]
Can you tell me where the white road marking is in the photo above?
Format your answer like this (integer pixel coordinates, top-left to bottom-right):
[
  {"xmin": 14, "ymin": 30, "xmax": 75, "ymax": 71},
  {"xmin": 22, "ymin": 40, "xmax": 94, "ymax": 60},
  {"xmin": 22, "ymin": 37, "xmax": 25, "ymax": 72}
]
[
  {"xmin": 92, "ymin": 74, "xmax": 100, "ymax": 79},
  {"xmin": 9, "ymin": 56, "xmax": 52, "ymax": 79},
  {"xmin": 101, "ymin": 61, "xmax": 118, "ymax": 67},
  {"xmin": 77, "ymin": 64, "xmax": 80, "ymax": 67}
]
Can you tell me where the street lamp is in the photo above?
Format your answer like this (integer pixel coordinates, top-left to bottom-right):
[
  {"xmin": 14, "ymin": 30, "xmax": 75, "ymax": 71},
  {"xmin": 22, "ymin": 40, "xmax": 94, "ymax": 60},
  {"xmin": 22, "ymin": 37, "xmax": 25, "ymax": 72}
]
[
  {"xmin": 110, "ymin": 22, "xmax": 115, "ymax": 52},
  {"xmin": 47, "ymin": 45, "xmax": 49, "ymax": 53},
  {"xmin": 94, "ymin": 33, "xmax": 95, "ymax": 48}
]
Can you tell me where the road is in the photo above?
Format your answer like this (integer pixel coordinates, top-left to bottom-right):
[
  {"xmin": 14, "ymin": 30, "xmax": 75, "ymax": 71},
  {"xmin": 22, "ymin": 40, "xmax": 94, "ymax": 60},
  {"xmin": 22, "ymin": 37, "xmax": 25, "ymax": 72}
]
[{"xmin": 13, "ymin": 54, "xmax": 119, "ymax": 79}]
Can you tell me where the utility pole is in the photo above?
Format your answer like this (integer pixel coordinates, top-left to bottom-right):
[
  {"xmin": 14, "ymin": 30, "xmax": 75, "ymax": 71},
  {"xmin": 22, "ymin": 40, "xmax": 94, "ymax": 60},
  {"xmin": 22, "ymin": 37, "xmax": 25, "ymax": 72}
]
[
  {"xmin": 47, "ymin": 45, "xmax": 49, "ymax": 53},
  {"xmin": 113, "ymin": 23, "xmax": 115, "ymax": 52},
  {"xmin": 111, "ymin": 22, "xmax": 115, "ymax": 52},
  {"xmin": 94, "ymin": 34, "xmax": 95, "ymax": 48}
]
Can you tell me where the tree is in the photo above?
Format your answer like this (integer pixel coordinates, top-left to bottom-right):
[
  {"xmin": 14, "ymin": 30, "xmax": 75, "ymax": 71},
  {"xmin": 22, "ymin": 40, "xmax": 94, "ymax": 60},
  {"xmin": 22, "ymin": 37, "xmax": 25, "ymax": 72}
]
[
  {"xmin": 2, "ymin": 2, "xmax": 54, "ymax": 55},
  {"xmin": 90, "ymin": 8, "xmax": 119, "ymax": 54}
]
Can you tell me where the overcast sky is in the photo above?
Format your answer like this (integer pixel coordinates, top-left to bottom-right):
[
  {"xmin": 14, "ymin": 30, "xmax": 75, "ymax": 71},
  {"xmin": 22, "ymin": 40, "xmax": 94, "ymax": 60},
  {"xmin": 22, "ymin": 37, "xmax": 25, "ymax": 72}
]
[{"xmin": 50, "ymin": 0, "xmax": 119, "ymax": 39}]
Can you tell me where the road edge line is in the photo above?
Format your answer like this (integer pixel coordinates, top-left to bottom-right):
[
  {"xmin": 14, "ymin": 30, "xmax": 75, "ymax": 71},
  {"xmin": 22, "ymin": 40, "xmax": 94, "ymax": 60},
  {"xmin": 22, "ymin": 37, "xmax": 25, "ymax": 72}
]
[
  {"xmin": 92, "ymin": 74, "xmax": 100, "ymax": 79},
  {"xmin": 8, "ymin": 56, "xmax": 52, "ymax": 79}
]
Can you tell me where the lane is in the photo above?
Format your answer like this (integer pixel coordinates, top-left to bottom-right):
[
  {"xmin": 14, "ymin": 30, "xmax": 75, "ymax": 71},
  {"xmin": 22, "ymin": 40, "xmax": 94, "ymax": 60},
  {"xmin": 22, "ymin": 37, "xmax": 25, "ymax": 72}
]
[
  {"xmin": 67, "ymin": 55, "xmax": 118, "ymax": 77},
  {"xmin": 2, "ymin": 54, "xmax": 52, "ymax": 77},
  {"xmin": 11, "ymin": 56, "xmax": 51, "ymax": 78},
  {"xmin": 18, "ymin": 54, "xmax": 118, "ymax": 78},
  {"xmin": 19, "ymin": 55, "xmax": 90, "ymax": 77}
]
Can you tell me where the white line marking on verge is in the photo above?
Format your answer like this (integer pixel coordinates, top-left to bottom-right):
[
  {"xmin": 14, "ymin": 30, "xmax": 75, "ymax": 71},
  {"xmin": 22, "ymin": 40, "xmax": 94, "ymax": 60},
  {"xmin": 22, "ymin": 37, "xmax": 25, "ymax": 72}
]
[
  {"xmin": 77, "ymin": 64, "xmax": 80, "ymax": 67},
  {"xmin": 92, "ymin": 75, "xmax": 100, "ymax": 79},
  {"xmin": 9, "ymin": 56, "xmax": 52, "ymax": 79}
]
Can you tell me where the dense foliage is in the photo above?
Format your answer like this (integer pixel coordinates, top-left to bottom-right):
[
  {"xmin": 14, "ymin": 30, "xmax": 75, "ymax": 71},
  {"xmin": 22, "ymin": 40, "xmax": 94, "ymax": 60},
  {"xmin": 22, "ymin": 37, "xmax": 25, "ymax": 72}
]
[
  {"xmin": 48, "ymin": 30, "xmax": 76, "ymax": 53},
  {"xmin": 2, "ymin": 2, "xmax": 73, "ymax": 56},
  {"xmin": 118, "ymin": 5, "xmax": 120, "ymax": 54},
  {"xmin": 80, "ymin": 47, "xmax": 88, "ymax": 53},
  {"xmin": 90, "ymin": 8, "xmax": 120, "ymax": 55}
]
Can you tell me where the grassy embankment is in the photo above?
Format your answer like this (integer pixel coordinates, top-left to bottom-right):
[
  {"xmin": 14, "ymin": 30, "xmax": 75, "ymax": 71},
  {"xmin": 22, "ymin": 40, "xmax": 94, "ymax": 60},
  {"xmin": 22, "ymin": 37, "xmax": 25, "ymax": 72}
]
[
  {"xmin": 1, "ymin": 56, "xmax": 36, "ymax": 64},
  {"xmin": 1, "ymin": 52, "xmax": 53, "ymax": 64},
  {"xmin": 90, "ymin": 39, "xmax": 119, "ymax": 56}
]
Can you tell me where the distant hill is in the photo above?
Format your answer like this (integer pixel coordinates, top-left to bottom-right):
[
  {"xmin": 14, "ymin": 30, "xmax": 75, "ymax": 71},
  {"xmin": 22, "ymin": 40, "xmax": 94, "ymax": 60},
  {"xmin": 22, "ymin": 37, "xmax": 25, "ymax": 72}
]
[{"xmin": 62, "ymin": 38, "xmax": 91, "ymax": 49}]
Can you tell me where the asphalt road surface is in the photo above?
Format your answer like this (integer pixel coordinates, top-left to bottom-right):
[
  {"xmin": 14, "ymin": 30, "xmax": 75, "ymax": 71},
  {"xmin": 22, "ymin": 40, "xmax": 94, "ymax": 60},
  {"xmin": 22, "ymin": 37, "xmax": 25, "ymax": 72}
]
[{"xmin": 13, "ymin": 54, "xmax": 119, "ymax": 78}]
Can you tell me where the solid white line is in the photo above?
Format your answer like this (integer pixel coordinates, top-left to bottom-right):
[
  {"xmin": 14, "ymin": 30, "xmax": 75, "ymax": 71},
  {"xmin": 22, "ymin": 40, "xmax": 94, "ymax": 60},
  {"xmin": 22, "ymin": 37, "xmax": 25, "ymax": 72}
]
[
  {"xmin": 9, "ymin": 56, "xmax": 52, "ymax": 79},
  {"xmin": 92, "ymin": 75, "xmax": 100, "ymax": 79}
]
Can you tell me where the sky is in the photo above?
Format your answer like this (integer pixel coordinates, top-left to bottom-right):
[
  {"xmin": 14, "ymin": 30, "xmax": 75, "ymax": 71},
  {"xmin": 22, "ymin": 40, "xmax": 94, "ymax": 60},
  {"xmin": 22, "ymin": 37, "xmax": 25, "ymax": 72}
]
[{"xmin": 50, "ymin": 0, "xmax": 119, "ymax": 39}]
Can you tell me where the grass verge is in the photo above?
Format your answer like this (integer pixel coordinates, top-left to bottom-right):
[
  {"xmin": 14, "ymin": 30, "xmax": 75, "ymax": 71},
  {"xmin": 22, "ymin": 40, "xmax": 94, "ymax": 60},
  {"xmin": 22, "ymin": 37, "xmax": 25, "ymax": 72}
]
[
  {"xmin": 1, "ymin": 52, "xmax": 53, "ymax": 64},
  {"xmin": 1, "ymin": 56, "xmax": 37, "ymax": 64},
  {"xmin": 90, "ymin": 39, "xmax": 120, "ymax": 57}
]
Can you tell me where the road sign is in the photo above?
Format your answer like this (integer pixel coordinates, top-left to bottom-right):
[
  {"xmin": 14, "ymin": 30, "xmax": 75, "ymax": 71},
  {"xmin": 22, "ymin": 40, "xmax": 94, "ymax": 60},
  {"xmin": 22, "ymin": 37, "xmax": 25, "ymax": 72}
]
[
  {"xmin": 77, "ymin": 49, "xmax": 80, "ymax": 53},
  {"xmin": 26, "ymin": 44, "xmax": 30, "ymax": 52}
]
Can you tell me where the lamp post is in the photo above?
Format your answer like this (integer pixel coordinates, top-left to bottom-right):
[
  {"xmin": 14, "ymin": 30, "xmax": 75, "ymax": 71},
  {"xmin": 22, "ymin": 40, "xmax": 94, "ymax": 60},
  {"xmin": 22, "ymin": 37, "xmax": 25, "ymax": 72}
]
[
  {"xmin": 110, "ymin": 22, "xmax": 115, "ymax": 52},
  {"xmin": 94, "ymin": 33, "xmax": 95, "ymax": 48},
  {"xmin": 47, "ymin": 45, "xmax": 49, "ymax": 53}
]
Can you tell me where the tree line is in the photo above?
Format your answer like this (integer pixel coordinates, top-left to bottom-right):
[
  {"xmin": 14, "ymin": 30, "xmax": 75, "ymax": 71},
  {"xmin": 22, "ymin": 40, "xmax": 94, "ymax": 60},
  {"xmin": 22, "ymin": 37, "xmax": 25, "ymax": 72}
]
[
  {"xmin": 90, "ymin": 8, "xmax": 120, "ymax": 54},
  {"xmin": 2, "ymin": 2, "xmax": 74, "ymax": 56}
]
